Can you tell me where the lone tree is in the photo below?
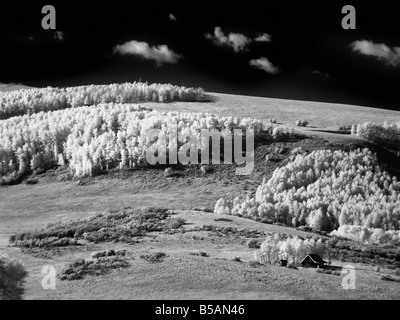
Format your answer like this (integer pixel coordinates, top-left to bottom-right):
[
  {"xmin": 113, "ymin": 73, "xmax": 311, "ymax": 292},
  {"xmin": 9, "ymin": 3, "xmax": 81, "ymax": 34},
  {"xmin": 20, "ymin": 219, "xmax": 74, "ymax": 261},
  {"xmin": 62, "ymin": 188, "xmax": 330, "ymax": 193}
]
[{"xmin": 309, "ymin": 207, "xmax": 332, "ymax": 231}]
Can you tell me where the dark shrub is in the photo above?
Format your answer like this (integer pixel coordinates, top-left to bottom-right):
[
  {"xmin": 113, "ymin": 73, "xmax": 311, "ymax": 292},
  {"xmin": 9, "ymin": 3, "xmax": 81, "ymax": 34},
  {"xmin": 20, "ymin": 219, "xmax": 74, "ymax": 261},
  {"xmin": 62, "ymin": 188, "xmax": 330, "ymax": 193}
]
[{"xmin": 0, "ymin": 255, "xmax": 28, "ymax": 300}]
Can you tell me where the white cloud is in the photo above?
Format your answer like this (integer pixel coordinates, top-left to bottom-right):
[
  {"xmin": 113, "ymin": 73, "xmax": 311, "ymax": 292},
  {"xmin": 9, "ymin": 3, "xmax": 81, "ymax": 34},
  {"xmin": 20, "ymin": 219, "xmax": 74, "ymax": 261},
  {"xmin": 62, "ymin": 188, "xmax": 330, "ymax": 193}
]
[
  {"xmin": 205, "ymin": 26, "xmax": 228, "ymax": 45},
  {"xmin": 249, "ymin": 57, "xmax": 279, "ymax": 74},
  {"xmin": 113, "ymin": 40, "xmax": 182, "ymax": 66},
  {"xmin": 351, "ymin": 40, "xmax": 400, "ymax": 67},
  {"xmin": 169, "ymin": 13, "xmax": 177, "ymax": 22},
  {"xmin": 205, "ymin": 26, "xmax": 251, "ymax": 52},
  {"xmin": 254, "ymin": 33, "xmax": 271, "ymax": 42},
  {"xmin": 53, "ymin": 31, "xmax": 64, "ymax": 41},
  {"xmin": 228, "ymin": 33, "xmax": 250, "ymax": 52}
]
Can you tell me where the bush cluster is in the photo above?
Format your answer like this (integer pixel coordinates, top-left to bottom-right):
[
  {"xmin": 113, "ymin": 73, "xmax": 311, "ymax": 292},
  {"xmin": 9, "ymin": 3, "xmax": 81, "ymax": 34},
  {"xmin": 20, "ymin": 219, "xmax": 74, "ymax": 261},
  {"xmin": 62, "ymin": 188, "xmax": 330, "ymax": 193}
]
[
  {"xmin": 10, "ymin": 207, "xmax": 181, "ymax": 249},
  {"xmin": 0, "ymin": 82, "xmax": 205, "ymax": 120},
  {"xmin": 295, "ymin": 120, "xmax": 309, "ymax": 127},
  {"xmin": 215, "ymin": 148, "xmax": 400, "ymax": 237},
  {"xmin": 330, "ymin": 225, "xmax": 400, "ymax": 245},
  {"xmin": 58, "ymin": 255, "xmax": 130, "ymax": 281},
  {"xmin": 139, "ymin": 252, "xmax": 166, "ymax": 263},
  {"xmin": 0, "ymin": 103, "xmax": 292, "ymax": 182},
  {"xmin": 352, "ymin": 121, "xmax": 400, "ymax": 151}
]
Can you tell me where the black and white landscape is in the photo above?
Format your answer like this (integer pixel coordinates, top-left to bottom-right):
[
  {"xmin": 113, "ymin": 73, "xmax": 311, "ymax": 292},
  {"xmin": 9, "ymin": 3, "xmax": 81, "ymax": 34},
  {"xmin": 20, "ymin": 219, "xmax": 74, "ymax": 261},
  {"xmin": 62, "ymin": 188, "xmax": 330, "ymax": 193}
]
[{"xmin": 1, "ymin": 1, "xmax": 400, "ymax": 302}]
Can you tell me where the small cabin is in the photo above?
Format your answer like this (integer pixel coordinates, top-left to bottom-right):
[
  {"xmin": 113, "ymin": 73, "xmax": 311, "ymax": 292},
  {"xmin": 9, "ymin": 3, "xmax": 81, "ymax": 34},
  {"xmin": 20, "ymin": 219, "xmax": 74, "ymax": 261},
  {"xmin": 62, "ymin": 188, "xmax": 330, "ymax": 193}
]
[
  {"xmin": 278, "ymin": 259, "xmax": 288, "ymax": 267},
  {"xmin": 300, "ymin": 254, "xmax": 327, "ymax": 268}
]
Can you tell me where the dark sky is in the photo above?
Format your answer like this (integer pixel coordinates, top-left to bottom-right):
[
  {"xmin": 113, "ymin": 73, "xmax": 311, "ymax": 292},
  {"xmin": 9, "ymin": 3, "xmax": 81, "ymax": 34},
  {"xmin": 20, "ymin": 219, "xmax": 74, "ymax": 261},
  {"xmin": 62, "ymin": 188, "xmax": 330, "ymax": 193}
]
[{"xmin": 1, "ymin": 1, "xmax": 400, "ymax": 110}]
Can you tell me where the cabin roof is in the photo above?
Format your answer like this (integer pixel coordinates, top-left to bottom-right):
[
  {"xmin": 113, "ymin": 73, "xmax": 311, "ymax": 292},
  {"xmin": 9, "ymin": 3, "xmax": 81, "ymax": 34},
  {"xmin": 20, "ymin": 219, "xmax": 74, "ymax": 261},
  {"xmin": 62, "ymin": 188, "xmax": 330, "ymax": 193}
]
[{"xmin": 301, "ymin": 254, "xmax": 327, "ymax": 265}]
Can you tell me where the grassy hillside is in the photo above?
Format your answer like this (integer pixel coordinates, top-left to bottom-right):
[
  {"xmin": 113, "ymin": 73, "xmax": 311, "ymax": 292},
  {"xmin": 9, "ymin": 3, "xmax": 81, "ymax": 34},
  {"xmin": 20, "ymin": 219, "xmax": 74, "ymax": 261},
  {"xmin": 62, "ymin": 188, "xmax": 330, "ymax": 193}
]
[
  {"xmin": 0, "ymin": 83, "xmax": 32, "ymax": 92},
  {"xmin": 1, "ymin": 89, "xmax": 400, "ymax": 300},
  {"xmin": 150, "ymin": 92, "xmax": 400, "ymax": 129}
]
